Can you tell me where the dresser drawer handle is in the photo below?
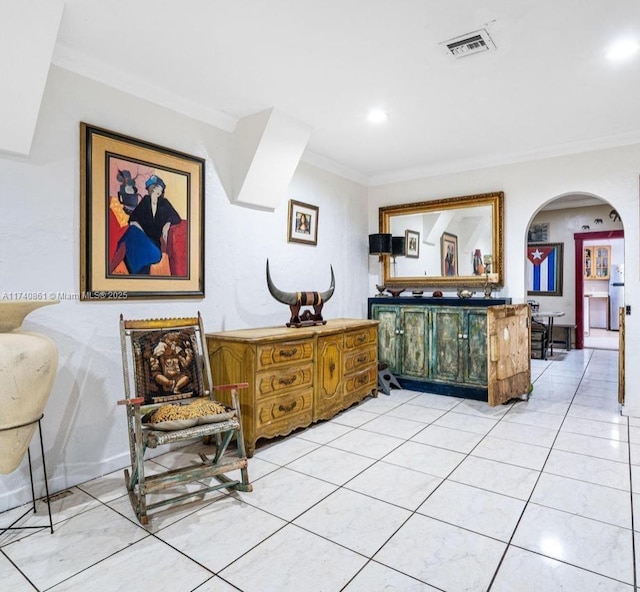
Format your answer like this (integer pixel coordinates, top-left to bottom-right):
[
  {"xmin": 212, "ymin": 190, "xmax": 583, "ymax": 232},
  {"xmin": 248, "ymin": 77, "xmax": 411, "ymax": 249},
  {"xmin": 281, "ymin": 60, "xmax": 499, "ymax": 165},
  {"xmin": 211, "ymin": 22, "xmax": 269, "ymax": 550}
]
[
  {"xmin": 278, "ymin": 375, "xmax": 297, "ymax": 386},
  {"xmin": 279, "ymin": 347, "xmax": 298, "ymax": 358},
  {"xmin": 355, "ymin": 335, "xmax": 366, "ymax": 344},
  {"xmin": 356, "ymin": 374, "xmax": 368, "ymax": 386},
  {"xmin": 356, "ymin": 355, "xmax": 367, "ymax": 364},
  {"xmin": 278, "ymin": 401, "xmax": 297, "ymax": 413}
]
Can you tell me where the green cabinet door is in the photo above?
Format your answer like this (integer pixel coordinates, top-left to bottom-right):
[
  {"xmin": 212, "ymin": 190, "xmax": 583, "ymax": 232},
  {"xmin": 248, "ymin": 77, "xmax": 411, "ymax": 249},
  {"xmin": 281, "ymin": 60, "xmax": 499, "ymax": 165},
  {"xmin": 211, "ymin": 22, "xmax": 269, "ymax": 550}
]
[
  {"xmin": 371, "ymin": 305, "xmax": 401, "ymax": 373},
  {"xmin": 464, "ymin": 309, "xmax": 489, "ymax": 385},
  {"xmin": 430, "ymin": 307, "xmax": 488, "ymax": 385},
  {"xmin": 399, "ymin": 307, "xmax": 429, "ymax": 378},
  {"xmin": 372, "ymin": 305, "xmax": 429, "ymax": 378},
  {"xmin": 430, "ymin": 307, "xmax": 464, "ymax": 382}
]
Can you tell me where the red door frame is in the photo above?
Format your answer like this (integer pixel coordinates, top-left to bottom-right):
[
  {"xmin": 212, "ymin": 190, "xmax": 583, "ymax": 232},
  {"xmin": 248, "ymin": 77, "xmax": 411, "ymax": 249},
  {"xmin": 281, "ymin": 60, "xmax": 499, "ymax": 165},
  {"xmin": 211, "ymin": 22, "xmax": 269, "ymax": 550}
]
[{"xmin": 574, "ymin": 229, "xmax": 624, "ymax": 349}]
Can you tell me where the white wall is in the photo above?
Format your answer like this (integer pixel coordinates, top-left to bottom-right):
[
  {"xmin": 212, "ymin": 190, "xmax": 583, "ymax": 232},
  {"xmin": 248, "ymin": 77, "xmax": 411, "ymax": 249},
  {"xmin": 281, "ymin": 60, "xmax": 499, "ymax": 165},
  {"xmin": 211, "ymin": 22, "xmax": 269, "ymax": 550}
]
[
  {"xmin": 0, "ymin": 66, "xmax": 369, "ymax": 511},
  {"xmin": 368, "ymin": 145, "xmax": 639, "ymax": 413}
]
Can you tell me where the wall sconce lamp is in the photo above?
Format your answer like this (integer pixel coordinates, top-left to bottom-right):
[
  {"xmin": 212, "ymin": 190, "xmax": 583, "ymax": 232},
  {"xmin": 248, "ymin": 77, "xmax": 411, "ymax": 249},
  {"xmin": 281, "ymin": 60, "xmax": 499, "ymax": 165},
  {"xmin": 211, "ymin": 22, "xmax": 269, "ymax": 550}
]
[{"xmin": 369, "ymin": 233, "xmax": 392, "ymax": 296}]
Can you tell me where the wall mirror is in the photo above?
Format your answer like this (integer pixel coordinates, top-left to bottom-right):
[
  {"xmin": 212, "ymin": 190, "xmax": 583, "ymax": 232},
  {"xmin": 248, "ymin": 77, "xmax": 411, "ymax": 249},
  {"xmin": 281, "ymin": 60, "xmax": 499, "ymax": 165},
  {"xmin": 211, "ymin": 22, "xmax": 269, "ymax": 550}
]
[{"xmin": 379, "ymin": 191, "xmax": 504, "ymax": 289}]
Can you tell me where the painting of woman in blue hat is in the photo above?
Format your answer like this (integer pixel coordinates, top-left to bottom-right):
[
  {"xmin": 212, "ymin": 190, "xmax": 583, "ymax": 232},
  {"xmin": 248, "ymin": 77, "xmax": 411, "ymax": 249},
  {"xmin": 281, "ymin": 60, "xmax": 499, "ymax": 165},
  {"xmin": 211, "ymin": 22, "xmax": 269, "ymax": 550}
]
[{"xmin": 110, "ymin": 174, "xmax": 182, "ymax": 275}]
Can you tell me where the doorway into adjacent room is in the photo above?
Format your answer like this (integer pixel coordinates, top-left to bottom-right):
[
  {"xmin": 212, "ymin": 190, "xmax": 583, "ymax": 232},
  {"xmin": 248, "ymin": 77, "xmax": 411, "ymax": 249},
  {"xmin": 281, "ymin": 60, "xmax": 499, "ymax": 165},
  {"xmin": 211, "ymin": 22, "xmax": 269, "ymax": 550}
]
[
  {"xmin": 526, "ymin": 193, "xmax": 624, "ymax": 353},
  {"xmin": 574, "ymin": 230, "xmax": 624, "ymax": 351}
]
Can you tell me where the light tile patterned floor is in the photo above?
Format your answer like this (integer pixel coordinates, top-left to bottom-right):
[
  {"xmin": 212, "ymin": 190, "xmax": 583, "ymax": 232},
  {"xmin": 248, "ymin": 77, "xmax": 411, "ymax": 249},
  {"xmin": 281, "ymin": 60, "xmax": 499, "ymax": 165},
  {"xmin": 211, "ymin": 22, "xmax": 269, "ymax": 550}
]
[
  {"xmin": 1, "ymin": 348, "xmax": 635, "ymax": 591},
  {"xmin": 584, "ymin": 328, "xmax": 619, "ymax": 351}
]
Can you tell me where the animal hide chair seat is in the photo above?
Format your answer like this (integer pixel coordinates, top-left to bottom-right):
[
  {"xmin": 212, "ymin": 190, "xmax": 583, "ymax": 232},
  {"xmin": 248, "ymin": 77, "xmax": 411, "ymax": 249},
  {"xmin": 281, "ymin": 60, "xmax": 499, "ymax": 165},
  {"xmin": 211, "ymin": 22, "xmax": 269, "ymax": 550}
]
[{"xmin": 117, "ymin": 313, "xmax": 251, "ymax": 525}]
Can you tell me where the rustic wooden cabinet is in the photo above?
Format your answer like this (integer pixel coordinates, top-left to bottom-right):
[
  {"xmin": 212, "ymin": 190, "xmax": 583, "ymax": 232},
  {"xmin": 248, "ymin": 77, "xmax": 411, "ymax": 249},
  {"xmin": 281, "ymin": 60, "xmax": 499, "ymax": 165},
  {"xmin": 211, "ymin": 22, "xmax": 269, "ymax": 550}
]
[
  {"xmin": 583, "ymin": 245, "xmax": 611, "ymax": 280},
  {"xmin": 369, "ymin": 297, "xmax": 530, "ymax": 406},
  {"xmin": 206, "ymin": 319, "xmax": 378, "ymax": 456}
]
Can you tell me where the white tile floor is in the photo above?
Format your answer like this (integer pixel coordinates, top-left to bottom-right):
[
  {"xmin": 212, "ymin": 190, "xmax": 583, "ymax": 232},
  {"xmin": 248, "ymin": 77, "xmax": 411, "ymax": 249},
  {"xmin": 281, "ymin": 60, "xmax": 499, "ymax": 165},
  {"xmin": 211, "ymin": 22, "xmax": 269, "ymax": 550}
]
[
  {"xmin": 584, "ymin": 328, "xmax": 619, "ymax": 351},
  {"xmin": 1, "ymin": 348, "xmax": 636, "ymax": 591}
]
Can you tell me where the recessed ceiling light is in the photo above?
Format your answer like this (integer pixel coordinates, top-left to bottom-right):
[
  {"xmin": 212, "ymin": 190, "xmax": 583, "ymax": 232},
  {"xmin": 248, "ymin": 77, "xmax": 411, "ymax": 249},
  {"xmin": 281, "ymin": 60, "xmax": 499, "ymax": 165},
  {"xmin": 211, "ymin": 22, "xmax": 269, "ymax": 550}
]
[
  {"xmin": 367, "ymin": 108, "xmax": 389, "ymax": 124},
  {"xmin": 606, "ymin": 39, "xmax": 639, "ymax": 61}
]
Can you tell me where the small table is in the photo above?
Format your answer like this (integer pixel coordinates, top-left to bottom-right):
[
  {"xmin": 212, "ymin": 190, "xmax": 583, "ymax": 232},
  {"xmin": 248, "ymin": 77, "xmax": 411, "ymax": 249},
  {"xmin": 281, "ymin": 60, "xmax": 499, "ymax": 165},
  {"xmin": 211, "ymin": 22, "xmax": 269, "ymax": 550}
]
[{"xmin": 533, "ymin": 311, "xmax": 566, "ymax": 357}]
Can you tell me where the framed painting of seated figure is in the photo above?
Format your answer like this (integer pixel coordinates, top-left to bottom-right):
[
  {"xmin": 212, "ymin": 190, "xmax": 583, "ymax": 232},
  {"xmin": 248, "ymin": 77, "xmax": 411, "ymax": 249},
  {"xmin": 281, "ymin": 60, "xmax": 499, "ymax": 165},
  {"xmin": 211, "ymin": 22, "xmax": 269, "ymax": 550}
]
[{"xmin": 80, "ymin": 123, "xmax": 205, "ymax": 300}]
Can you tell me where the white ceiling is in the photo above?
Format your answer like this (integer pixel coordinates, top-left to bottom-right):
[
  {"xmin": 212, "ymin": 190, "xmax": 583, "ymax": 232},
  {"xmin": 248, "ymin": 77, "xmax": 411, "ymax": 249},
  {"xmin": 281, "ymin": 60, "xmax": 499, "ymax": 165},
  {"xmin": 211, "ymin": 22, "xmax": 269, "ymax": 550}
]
[{"xmin": 52, "ymin": 0, "xmax": 640, "ymax": 185}]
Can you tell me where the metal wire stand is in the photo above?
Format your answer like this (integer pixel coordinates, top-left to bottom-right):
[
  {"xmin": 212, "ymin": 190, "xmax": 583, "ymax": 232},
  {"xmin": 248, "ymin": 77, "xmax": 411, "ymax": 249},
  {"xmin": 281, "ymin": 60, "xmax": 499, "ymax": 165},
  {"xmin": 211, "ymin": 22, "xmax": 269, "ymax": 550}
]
[{"xmin": 0, "ymin": 415, "xmax": 54, "ymax": 535}]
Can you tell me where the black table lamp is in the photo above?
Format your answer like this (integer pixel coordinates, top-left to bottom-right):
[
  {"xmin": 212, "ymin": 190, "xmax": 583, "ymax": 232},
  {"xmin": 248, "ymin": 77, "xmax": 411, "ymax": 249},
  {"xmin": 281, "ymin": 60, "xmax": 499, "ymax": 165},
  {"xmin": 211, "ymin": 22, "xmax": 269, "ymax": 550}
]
[
  {"xmin": 369, "ymin": 233, "xmax": 392, "ymax": 255},
  {"xmin": 369, "ymin": 233, "xmax": 392, "ymax": 296}
]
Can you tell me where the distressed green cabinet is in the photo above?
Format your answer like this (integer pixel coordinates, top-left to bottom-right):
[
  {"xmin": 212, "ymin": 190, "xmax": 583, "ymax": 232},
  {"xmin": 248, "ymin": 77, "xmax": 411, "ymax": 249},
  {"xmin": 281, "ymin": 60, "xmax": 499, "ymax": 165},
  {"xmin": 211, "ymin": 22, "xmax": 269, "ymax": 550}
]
[
  {"xmin": 430, "ymin": 307, "xmax": 488, "ymax": 386},
  {"xmin": 375, "ymin": 305, "xmax": 429, "ymax": 379},
  {"xmin": 369, "ymin": 297, "xmax": 530, "ymax": 405},
  {"xmin": 373, "ymin": 305, "xmax": 401, "ymax": 372}
]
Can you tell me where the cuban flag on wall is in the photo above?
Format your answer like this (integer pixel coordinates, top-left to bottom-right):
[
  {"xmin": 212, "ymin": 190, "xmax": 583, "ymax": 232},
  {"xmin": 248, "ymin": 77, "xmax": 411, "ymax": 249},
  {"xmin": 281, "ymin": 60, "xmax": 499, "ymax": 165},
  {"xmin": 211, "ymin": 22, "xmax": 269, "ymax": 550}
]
[{"xmin": 527, "ymin": 245, "xmax": 556, "ymax": 292}]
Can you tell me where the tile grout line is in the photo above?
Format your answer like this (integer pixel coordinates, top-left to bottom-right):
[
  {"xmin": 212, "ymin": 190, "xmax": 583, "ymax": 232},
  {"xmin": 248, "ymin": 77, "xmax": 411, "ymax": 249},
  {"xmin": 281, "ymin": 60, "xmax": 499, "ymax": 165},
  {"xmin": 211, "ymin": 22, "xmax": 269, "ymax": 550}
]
[
  {"xmin": 486, "ymin": 349, "xmax": 593, "ymax": 590},
  {"xmin": 2, "ymin": 349, "xmax": 628, "ymax": 591},
  {"xmin": 626, "ymin": 414, "xmax": 637, "ymax": 590},
  {"xmin": 487, "ymin": 349, "xmax": 638, "ymax": 588},
  {"xmin": 231, "ymin": 355, "xmax": 626, "ymax": 590}
]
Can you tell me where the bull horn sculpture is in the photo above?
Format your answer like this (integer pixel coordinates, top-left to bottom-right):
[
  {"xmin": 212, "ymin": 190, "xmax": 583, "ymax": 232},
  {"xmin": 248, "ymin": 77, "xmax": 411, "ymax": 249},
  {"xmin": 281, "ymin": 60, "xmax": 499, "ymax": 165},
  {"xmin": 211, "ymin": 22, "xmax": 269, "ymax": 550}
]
[{"xmin": 266, "ymin": 259, "xmax": 335, "ymax": 327}]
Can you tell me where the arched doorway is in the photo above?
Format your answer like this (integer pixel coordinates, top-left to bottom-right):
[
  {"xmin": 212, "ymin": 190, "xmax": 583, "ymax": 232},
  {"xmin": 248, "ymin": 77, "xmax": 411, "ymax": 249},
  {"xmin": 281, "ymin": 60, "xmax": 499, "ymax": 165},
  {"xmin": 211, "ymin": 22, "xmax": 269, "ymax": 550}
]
[{"xmin": 526, "ymin": 193, "xmax": 624, "ymax": 352}]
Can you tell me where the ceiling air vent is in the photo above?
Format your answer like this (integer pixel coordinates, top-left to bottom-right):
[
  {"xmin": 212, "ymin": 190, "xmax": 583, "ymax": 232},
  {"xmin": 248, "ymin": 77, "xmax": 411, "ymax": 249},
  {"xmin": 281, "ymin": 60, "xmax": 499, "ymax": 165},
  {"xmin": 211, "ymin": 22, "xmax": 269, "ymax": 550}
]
[{"xmin": 441, "ymin": 28, "xmax": 496, "ymax": 59}]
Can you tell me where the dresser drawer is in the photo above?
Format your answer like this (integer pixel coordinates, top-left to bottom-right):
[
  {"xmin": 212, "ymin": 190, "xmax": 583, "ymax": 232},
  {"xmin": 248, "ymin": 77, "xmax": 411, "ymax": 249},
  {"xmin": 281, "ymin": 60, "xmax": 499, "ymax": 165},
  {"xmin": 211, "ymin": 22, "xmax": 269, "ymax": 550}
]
[
  {"xmin": 343, "ymin": 367, "xmax": 377, "ymax": 407},
  {"xmin": 344, "ymin": 327, "xmax": 377, "ymax": 350},
  {"xmin": 256, "ymin": 363, "xmax": 313, "ymax": 398},
  {"xmin": 256, "ymin": 388, "xmax": 313, "ymax": 429},
  {"xmin": 344, "ymin": 366, "xmax": 377, "ymax": 396},
  {"xmin": 344, "ymin": 346, "xmax": 376, "ymax": 374},
  {"xmin": 257, "ymin": 340, "xmax": 313, "ymax": 369}
]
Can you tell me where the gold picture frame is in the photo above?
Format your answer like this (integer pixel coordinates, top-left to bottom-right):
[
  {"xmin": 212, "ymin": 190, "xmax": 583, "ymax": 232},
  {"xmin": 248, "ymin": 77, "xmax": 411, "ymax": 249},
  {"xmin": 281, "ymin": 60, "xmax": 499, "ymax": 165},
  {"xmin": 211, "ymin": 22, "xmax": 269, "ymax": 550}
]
[
  {"xmin": 441, "ymin": 232, "xmax": 458, "ymax": 276},
  {"xmin": 287, "ymin": 199, "xmax": 318, "ymax": 245},
  {"xmin": 405, "ymin": 229, "xmax": 420, "ymax": 258},
  {"xmin": 80, "ymin": 123, "xmax": 205, "ymax": 300}
]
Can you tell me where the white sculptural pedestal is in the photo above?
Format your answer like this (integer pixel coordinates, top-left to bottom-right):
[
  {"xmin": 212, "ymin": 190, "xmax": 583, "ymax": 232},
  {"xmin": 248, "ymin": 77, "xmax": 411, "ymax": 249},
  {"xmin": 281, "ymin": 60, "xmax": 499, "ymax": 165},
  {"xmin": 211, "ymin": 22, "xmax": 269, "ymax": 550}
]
[{"xmin": 0, "ymin": 300, "xmax": 59, "ymax": 474}]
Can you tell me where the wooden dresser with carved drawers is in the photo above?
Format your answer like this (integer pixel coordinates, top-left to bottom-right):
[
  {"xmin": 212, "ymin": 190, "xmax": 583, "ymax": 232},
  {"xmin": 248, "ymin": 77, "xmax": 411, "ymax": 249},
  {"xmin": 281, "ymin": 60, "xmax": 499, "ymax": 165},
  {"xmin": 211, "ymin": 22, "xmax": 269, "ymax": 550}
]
[{"xmin": 206, "ymin": 318, "xmax": 378, "ymax": 456}]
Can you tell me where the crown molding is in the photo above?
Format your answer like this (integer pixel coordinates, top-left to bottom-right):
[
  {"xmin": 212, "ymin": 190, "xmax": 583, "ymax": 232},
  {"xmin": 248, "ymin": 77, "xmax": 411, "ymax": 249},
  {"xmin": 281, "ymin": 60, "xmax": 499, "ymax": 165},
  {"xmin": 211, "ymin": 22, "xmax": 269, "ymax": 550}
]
[
  {"xmin": 51, "ymin": 42, "xmax": 237, "ymax": 132},
  {"xmin": 300, "ymin": 150, "xmax": 370, "ymax": 186},
  {"xmin": 369, "ymin": 130, "xmax": 640, "ymax": 186}
]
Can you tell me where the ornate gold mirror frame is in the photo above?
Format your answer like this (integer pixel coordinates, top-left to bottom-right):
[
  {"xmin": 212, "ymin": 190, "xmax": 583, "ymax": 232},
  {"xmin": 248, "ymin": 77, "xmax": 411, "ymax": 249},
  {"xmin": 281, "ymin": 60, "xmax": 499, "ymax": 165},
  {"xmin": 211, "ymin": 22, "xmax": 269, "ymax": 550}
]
[{"xmin": 379, "ymin": 191, "xmax": 504, "ymax": 289}]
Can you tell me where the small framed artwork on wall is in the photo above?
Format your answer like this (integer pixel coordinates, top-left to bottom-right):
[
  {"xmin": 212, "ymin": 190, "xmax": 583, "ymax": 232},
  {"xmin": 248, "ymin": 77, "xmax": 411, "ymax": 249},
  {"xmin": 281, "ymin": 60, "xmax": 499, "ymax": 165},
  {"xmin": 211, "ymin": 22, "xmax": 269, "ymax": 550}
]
[
  {"xmin": 287, "ymin": 199, "xmax": 318, "ymax": 245},
  {"xmin": 441, "ymin": 232, "xmax": 458, "ymax": 276},
  {"xmin": 528, "ymin": 222, "xmax": 549, "ymax": 242},
  {"xmin": 405, "ymin": 230, "xmax": 420, "ymax": 258}
]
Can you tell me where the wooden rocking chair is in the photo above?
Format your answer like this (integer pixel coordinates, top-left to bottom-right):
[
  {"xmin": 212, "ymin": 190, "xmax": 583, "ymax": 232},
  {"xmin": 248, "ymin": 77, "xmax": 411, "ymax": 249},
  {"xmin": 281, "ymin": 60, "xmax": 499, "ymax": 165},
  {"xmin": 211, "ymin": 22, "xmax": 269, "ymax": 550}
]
[{"xmin": 117, "ymin": 313, "xmax": 251, "ymax": 525}]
